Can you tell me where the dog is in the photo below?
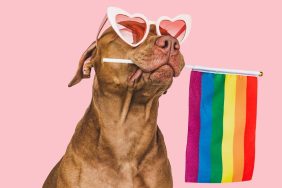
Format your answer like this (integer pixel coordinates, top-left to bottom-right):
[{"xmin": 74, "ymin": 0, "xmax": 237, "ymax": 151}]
[{"xmin": 43, "ymin": 23, "xmax": 185, "ymax": 188}]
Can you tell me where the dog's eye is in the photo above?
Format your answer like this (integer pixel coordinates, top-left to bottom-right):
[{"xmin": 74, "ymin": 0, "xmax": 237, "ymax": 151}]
[
  {"xmin": 159, "ymin": 20, "xmax": 187, "ymax": 42},
  {"xmin": 118, "ymin": 25, "xmax": 139, "ymax": 44},
  {"xmin": 116, "ymin": 14, "xmax": 147, "ymax": 45},
  {"xmin": 117, "ymin": 22, "xmax": 146, "ymax": 44}
]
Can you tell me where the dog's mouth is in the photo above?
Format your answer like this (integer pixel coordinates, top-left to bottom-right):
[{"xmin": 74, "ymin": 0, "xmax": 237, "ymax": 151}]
[
  {"xmin": 128, "ymin": 68, "xmax": 143, "ymax": 83},
  {"xmin": 128, "ymin": 64, "xmax": 175, "ymax": 84},
  {"xmin": 127, "ymin": 51, "xmax": 184, "ymax": 84}
]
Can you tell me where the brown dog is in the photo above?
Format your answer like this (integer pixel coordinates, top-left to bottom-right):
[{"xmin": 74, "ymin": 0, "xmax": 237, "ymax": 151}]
[{"xmin": 43, "ymin": 24, "xmax": 185, "ymax": 188}]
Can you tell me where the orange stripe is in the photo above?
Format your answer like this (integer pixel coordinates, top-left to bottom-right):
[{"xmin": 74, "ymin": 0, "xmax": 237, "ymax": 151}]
[{"xmin": 233, "ymin": 76, "xmax": 247, "ymax": 182}]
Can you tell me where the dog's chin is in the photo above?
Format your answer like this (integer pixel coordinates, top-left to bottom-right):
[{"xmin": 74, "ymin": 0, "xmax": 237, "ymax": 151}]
[{"xmin": 149, "ymin": 65, "xmax": 174, "ymax": 84}]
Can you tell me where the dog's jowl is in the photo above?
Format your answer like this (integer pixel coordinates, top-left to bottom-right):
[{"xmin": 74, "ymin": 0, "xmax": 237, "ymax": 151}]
[{"xmin": 43, "ymin": 8, "xmax": 189, "ymax": 188}]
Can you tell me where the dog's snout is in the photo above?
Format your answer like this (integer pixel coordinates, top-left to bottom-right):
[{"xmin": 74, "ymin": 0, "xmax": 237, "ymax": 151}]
[{"xmin": 155, "ymin": 36, "xmax": 180, "ymax": 55}]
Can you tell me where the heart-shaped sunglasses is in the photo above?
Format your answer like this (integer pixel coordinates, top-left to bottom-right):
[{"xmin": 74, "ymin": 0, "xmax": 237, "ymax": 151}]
[{"xmin": 97, "ymin": 7, "xmax": 192, "ymax": 47}]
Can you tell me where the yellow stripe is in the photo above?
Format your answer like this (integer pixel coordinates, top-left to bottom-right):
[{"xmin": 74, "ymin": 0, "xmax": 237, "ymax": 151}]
[
  {"xmin": 221, "ymin": 75, "xmax": 237, "ymax": 182},
  {"xmin": 233, "ymin": 76, "xmax": 247, "ymax": 182}
]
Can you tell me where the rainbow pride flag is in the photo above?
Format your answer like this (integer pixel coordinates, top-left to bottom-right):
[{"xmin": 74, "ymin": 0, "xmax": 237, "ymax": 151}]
[{"xmin": 185, "ymin": 71, "xmax": 258, "ymax": 183}]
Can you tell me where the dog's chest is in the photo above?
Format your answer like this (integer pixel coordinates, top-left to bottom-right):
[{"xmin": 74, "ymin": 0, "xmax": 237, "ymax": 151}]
[
  {"xmin": 77, "ymin": 162, "xmax": 138, "ymax": 188},
  {"xmin": 101, "ymin": 121, "xmax": 154, "ymax": 157}
]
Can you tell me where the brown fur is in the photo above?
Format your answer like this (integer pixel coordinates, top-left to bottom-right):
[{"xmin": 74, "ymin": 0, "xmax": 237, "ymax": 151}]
[{"xmin": 43, "ymin": 25, "xmax": 185, "ymax": 188}]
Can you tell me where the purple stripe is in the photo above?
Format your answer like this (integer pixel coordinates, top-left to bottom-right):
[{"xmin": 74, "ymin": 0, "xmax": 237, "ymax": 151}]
[{"xmin": 185, "ymin": 71, "xmax": 202, "ymax": 182}]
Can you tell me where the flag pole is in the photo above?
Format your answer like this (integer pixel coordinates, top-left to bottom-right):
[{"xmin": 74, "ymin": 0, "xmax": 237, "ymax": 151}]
[
  {"xmin": 185, "ymin": 65, "xmax": 263, "ymax": 77},
  {"xmin": 102, "ymin": 58, "xmax": 263, "ymax": 77}
]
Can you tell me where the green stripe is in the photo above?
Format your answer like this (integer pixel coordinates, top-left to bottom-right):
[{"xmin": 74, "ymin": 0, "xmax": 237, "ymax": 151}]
[{"xmin": 210, "ymin": 74, "xmax": 225, "ymax": 182}]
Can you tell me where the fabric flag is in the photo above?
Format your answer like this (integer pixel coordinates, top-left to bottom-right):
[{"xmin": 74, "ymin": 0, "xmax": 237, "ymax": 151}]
[{"xmin": 185, "ymin": 71, "xmax": 258, "ymax": 183}]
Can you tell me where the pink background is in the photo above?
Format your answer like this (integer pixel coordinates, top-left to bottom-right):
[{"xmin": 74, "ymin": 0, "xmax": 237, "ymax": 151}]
[{"xmin": 0, "ymin": 0, "xmax": 281, "ymax": 187}]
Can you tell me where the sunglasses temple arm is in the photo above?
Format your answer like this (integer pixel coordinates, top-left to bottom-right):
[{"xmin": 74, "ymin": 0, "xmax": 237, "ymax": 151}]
[{"xmin": 96, "ymin": 15, "xmax": 108, "ymax": 41}]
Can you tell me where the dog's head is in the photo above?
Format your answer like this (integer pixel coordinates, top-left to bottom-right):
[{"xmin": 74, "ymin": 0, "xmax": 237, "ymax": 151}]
[{"xmin": 68, "ymin": 25, "xmax": 185, "ymax": 100}]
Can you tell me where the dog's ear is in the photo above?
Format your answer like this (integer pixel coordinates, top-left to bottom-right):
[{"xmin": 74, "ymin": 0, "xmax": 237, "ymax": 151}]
[{"xmin": 68, "ymin": 41, "xmax": 97, "ymax": 87}]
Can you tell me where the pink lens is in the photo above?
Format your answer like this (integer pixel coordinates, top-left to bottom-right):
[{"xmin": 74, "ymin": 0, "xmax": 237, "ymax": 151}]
[
  {"xmin": 115, "ymin": 14, "xmax": 147, "ymax": 45},
  {"xmin": 159, "ymin": 20, "xmax": 186, "ymax": 42}
]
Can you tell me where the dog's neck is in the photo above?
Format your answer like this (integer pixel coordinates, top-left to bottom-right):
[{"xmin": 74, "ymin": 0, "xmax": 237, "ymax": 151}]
[
  {"xmin": 75, "ymin": 79, "xmax": 162, "ymax": 161},
  {"xmin": 91, "ymin": 85, "xmax": 159, "ymax": 128}
]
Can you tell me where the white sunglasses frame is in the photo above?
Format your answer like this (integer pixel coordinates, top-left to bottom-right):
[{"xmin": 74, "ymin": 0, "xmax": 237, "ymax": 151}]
[{"xmin": 100, "ymin": 7, "xmax": 192, "ymax": 47}]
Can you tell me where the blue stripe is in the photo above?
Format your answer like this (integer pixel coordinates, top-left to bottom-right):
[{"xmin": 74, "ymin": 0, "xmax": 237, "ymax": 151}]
[{"xmin": 198, "ymin": 73, "xmax": 214, "ymax": 182}]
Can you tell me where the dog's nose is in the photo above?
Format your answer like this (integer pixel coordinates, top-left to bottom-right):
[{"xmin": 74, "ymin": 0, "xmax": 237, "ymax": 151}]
[{"xmin": 155, "ymin": 36, "xmax": 180, "ymax": 55}]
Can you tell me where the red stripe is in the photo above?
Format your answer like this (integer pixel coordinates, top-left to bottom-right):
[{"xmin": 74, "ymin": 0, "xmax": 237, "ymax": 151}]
[{"xmin": 242, "ymin": 76, "xmax": 258, "ymax": 181}]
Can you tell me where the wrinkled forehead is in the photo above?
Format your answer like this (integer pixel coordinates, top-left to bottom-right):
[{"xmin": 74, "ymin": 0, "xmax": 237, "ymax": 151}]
[{"xmin": 149, "ymin": 25, "xmax": 158, "ymax": 35}]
